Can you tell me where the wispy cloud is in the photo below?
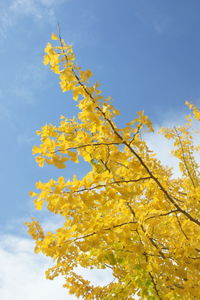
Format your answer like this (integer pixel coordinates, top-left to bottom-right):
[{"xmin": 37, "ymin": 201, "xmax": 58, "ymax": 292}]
[
  {"xmin": 0, "ymin": 100, "xmax": 16, "ymax": 128},
  {"xmin": 40, "ymin": 0, "xmax": 66, "ymax": 6},
  {"xmin": 0, "ymin": 9, "xmax": 14, "ymax": 38},
  {"xmin": 11, "ymin": 63, "xmax": 48, "ymax": 105},
  {"xmin": 134, "ymin": 2, "xmax": 172, "ymax": 35},
  {"xmin": 10, "ymin": 0, "xmax": 43, "ymax": 19},
  {"xmin": 0, "ymin": 103, "xmax": 11, "ymax": 121},
  {"xmin": 17, "ymin": 134, "xmax": 36, "ymax": 145},
  {"xmin": 0, "ymin": 60, "xmax": 50, "ymax": 111},
  {"xmin": 0, "ymin": 0, "xmax": 69, "ymax": 38}
]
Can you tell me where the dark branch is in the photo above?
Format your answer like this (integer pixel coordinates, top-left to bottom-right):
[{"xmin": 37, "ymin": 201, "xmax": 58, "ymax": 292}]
[
  {"xmin": 145, "ymin": 209, "xmax": 178, "ymax": 221},
  {"xmin": 149, "ymin": 272, "xmax": 162, "ymax": 300},
  {"xmin": 64, "ymin": 177, "xmax": 151, "ymax": 194}
]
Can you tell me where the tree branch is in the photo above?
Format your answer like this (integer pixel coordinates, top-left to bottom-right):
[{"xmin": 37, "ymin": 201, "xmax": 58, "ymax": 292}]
[
  {"xmin": 51, "ymin": 142, "xmax": 122, "ymax": 154},
  {"xmin": 145, "ymin": 209, "xmax": 178, "ymax": 221},
  {"xmin": 65, "ymin": 220, "xmax": 137, "ymax": 243},
  {"xmin": 64, "ymin": 177, "xmax": 151, "ymax": 194},
  {"xmin": 58, "ymin": 31, "xmax": 200, "ymax": 227},
  {"xmin": 149, "ymin": 272, "xmax": 162, "ymax": 300}
]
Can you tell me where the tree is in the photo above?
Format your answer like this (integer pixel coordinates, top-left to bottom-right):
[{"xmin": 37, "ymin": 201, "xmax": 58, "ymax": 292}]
[{"xmin": 26, "ymin": 33, "xmax": 200, "ymax": 300}]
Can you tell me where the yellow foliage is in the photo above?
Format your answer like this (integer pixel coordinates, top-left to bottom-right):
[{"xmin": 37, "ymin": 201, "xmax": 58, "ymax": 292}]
[{"xmin": 26, "ymin": 35, "xmax": 200, "ymax": 300}]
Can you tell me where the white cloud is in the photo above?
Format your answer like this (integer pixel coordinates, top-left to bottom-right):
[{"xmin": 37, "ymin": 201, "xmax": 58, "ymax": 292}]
[
  {"xmin": 40, "ymin": 0, "xmax": 66, "ymax": 6},
  {"xmin": 0, "ymin": 234, "xmax": 72, "ymax": 300},
  {"xmin": 144, "ymin": 113, "xmax": 200, "ymax": 178},
  {"xmin": 10, "ymin": 0, "xmax": 43, "ymax": 19},
  {"xmin": 144, "ymin": 126, "xmax": 181, "ymax": 177},
  {"xmin": 0, "ymin": 233, "xmax": 113, "ymax": 300},
  {"xmin": 0, "ymin": 0, "xmax": 69, "ymax": 37}
]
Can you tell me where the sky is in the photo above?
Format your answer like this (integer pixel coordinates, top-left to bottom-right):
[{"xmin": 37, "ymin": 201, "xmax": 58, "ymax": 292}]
[{"xmin": 0, "ymin": 0, "xmax": 200, "ymax": 299}]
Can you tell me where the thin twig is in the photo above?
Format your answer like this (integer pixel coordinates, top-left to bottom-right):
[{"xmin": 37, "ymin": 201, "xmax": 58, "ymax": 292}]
[
  {"xmin": 174, "ymin": 127, "xmax": 196, "ymax": 187},
  {"xmin": 63, "ymin": 177, "xmax": 151, "ymax": 194},
  {"xmin": 145, "ymin": 209, "xmax": 178, "ymax": 221},
  {"xmin": 51, "ymin": 142, "xmax": 122, "ymax": 154},
  {"xmin": 65, "ymin": 220, "xmax": 137, "ymax": 243},
  {"xmin": 175, "ymin": 213, "xmax": 189, "ymax": 240}
]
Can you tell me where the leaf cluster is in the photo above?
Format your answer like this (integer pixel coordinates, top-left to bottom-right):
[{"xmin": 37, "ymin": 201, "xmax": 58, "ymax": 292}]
[{"xmin": 26, "ymin": 33, "xmax": 200, "ymax": 300}]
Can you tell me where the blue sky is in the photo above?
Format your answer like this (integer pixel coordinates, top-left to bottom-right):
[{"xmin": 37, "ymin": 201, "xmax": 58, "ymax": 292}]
[{"xmin": 0, "ymin": 0, "xmax": 200, "ymax": 299}]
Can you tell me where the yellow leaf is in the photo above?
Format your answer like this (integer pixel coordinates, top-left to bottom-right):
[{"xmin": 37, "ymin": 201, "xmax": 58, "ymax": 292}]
[
  {"xmin": 29, "ymin": 191, "xmax": 37, "ymax": 197},
  {"xmin": 34, "ymin": 199, "xmax": 44, "ymax": 210},
  {"xmin": 35, "ymin": 156, "xmax": 45, "ymax": 167},
  {"xmin": 32, "ymin": 145, "xmax": 41, "ymax": 155},
  {"xmin": 43, "ymin": 55, "xmax": 50, "ymax": 65},
  {"xmin": 68, "ymin": 151, "xmax": 79, "ymax": 163},
  {"xmin": 51, "ymin": 32, "xmax": 59, "ymax": 40}
]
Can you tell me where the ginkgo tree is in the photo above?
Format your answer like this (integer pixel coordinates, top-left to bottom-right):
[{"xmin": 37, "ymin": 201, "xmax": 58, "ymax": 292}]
[{"xmin": 26, "ymin": 32, "xmax": 200, "ymax": 300}]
